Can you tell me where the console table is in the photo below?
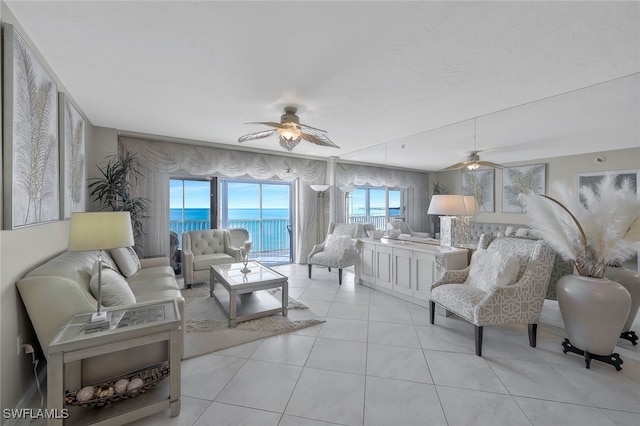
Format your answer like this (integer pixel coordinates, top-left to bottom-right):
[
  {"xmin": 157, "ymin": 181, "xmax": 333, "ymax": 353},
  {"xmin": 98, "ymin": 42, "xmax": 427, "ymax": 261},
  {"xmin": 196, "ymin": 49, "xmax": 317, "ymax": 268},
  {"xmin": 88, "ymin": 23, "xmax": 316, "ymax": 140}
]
[
  {"xmin": 356, "ymin": 238, "xmax": 468, "ymax": 306},
  {"xmin": 47, "ymin": 300, "xmax": 181, "ymax": 426}
]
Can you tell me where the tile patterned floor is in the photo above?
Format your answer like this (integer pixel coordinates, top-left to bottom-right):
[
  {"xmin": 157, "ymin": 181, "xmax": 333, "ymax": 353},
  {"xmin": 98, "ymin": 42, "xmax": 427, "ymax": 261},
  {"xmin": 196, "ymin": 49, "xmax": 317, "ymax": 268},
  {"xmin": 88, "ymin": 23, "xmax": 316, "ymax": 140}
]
[{"xmin": 29, "ymin": 264, "xmax": 640, "ymax": 425}]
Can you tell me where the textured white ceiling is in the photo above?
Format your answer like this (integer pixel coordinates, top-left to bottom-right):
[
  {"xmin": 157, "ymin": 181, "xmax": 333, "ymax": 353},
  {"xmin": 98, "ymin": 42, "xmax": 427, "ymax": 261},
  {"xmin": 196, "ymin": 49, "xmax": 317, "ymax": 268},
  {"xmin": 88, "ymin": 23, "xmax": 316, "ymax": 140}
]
[{"xmin": 6, "ymin": 1, "xmax": 640, "ymax": 170}]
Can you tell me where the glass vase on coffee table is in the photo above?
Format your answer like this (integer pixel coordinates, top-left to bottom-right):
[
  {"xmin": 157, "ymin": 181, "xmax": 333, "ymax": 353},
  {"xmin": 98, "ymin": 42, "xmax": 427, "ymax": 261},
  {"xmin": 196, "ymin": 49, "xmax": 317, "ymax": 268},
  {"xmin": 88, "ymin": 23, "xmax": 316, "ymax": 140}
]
[{"xmin": 241, "ymin": 241, "xmax": 253, "ymax": 273}]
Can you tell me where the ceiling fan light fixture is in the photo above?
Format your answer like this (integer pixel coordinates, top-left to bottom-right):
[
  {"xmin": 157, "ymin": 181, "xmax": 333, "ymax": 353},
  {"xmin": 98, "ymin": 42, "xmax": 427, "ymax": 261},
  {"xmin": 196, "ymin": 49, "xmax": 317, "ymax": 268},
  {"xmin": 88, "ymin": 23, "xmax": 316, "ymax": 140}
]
[
  {"xmin": 277, "ymin": 127, "xmax": 301, "ymax": 141},
  {"xmin": 467, "ymin": 163, "xmax": 480, "ymax": 170}
]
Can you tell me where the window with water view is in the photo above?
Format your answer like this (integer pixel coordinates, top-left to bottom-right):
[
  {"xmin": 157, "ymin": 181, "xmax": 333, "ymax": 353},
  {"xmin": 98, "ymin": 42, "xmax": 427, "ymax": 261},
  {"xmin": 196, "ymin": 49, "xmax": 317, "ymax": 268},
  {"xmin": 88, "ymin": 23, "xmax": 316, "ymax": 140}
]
[{"xmin": 349, "ymin": 187, "xmax": 404, "ymax": 229}]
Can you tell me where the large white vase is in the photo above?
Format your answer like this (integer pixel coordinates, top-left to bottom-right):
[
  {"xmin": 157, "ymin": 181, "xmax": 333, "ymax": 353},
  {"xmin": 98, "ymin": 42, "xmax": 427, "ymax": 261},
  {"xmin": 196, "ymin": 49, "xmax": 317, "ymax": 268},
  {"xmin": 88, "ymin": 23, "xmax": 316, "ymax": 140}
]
[
  {"xmin": 605, "ymin": 266, "xmax": 640, "ymax": 336},
  {"xmin": 557, "ymin": 274, "xmax": 631, "ymax": 356}
]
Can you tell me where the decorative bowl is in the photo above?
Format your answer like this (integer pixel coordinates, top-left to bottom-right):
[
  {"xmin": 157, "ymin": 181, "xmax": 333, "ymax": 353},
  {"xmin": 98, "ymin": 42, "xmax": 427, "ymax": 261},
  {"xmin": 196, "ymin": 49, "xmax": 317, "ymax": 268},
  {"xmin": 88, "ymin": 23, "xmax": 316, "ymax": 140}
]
[
  {"xmin": 386, "ymin": 229, "xmax": 401, "ymax": 239},
  {"xmin": 367, "ymin": 230, "xmax": 384, "ymax": 239}
]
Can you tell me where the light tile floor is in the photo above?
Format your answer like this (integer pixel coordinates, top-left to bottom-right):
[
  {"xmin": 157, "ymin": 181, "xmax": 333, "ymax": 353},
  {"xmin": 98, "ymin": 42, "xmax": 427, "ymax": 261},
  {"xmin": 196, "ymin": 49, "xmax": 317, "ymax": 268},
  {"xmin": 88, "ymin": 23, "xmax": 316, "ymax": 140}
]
[{"xmin": 29, "ymin": 264, "xmax": 640, "ymax": 425}]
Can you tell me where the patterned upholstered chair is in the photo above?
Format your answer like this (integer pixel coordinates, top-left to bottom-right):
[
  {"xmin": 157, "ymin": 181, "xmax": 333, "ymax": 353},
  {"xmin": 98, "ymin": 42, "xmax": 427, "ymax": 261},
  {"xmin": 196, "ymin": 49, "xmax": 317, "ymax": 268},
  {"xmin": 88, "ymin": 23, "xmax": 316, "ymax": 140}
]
[
  {"xmin": 308, "ymin": 222, "xmax": 364, "ymax": 284},
  {"xmin": 429, "ymin": 234, "xmax": 555, "ymax": 356}
]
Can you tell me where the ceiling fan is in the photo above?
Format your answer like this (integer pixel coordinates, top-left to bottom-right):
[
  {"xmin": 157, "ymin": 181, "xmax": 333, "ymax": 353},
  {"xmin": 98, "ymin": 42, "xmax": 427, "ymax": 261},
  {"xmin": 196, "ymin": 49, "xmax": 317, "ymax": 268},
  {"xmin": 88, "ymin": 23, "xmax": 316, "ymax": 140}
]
[
  {"xmin": 238, "ymin": 106, "xmax": 340, "ymax": 152},
  {"xmin": 441, "ymin": 119, "xmax": 503, "ymax": 170}
]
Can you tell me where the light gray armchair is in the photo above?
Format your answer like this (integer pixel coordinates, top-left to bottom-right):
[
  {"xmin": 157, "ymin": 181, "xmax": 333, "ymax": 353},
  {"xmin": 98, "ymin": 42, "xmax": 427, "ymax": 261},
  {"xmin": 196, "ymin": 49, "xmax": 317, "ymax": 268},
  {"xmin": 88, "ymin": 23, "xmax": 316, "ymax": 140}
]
[
  {"xmin": 181, "ymin": 229, "xmax": 242, "ymax": 288},
  {"xmin": 429, "ymin": 234, "xmax": 555, "ymax": 356},
  {"xmin": 308, "ymin": 222, "xmax": 364, "ymax": 284}
]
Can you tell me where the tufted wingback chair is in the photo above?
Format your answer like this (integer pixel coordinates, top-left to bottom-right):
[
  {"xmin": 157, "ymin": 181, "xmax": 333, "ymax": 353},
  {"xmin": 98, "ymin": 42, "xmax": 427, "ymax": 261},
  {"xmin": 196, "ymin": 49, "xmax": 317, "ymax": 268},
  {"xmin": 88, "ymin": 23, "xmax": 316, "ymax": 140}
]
[
  {"xmin": 429, "ymin": 234, "xmax": 555, "ymax": 356},
  {"xmin": 182, "ymin": 229, "xmax": 242, "ymax": 288},
  {"xmin": 307, "ymin": 222, "xmax": 364, "ymax": 284}
]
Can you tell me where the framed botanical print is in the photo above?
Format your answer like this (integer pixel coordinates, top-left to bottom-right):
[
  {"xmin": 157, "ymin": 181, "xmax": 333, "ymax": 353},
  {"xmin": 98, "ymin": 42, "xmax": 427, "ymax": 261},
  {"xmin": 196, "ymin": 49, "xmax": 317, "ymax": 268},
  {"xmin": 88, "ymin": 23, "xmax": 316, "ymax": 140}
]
[
  {"xmin": 3, "ymin": 24, "xmax": 59, "ymax": 229},
  {"xmin": 577, "ymin": 170, "xmax": 639, "ymax": 204},
  {"xmin": 462, "ymin": 169, "xmax": 494, "ymax": 213},
  {"xmin": 502, "ymin": 164, "xmax": 546, "ymax": 213},
  {"xmin": 60, "ymin": 93, "xmax": 86, "ymax": 219}
]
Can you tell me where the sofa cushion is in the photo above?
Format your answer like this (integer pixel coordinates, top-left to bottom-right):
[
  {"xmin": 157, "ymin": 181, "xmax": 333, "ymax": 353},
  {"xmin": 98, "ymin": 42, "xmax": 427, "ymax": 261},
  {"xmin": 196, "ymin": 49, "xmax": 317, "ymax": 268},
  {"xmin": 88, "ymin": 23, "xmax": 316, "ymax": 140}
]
[
  {"xmin": 89, "ymin": 261, "xmax": 136, "ymax": 307},
  {"xmin": 465, "ymin": 249, "xmax": 520, "ymax": 292},
  {"xmin": 194, "ymin": 253, "xmax": 236, "ymax": 270},
  {"xmin": 126, "ymin": 265, "xmax": 176, "ymax": 283},
  {"xmin": 109, "ymin": 247, "xmax": 141, "ymax": 277},
  {"xmin": 128, "ymin": 275, "xmax": 181, "ymax": 294}
]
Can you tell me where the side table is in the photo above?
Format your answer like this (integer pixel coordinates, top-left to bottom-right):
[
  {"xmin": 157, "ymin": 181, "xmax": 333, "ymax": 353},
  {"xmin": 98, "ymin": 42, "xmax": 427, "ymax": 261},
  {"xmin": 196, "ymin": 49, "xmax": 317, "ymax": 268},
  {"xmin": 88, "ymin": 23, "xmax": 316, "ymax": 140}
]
[{"xmin": 47, "ymin": 300, "xmax": 181, "ymax": 426}]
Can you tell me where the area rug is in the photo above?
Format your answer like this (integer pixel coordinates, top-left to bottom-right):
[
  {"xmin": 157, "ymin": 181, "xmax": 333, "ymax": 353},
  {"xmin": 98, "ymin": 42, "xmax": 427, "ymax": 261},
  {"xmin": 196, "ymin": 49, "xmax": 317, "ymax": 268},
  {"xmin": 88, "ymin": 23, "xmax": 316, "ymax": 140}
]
[{"xmin": 182, "ymin": 284, "xmax": 325, "ymax": 359}]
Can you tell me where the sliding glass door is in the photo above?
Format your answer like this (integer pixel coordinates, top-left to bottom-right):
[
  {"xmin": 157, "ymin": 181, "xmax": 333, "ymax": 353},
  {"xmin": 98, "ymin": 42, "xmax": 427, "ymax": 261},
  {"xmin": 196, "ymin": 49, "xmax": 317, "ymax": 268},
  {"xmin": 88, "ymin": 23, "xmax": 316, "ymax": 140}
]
[
  {"xmin": 169, "ymin": 178, "xmax": 216, "ymax": 248},
  {"xmin": 221, "ymin": 179, "xmax": 293, "ymax": 265}
]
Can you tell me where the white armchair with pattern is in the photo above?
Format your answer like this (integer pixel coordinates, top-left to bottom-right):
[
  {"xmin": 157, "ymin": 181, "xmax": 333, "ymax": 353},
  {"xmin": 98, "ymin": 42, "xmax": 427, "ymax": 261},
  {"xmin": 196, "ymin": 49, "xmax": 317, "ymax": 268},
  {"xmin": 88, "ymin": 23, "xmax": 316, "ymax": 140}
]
[
  {"xmin": 429, "ymin": 234, "xmax": 555, "ymax": 356},
  {"xmin": 308, "ymin": 222, "xmax": 363, "ymax": 285}
]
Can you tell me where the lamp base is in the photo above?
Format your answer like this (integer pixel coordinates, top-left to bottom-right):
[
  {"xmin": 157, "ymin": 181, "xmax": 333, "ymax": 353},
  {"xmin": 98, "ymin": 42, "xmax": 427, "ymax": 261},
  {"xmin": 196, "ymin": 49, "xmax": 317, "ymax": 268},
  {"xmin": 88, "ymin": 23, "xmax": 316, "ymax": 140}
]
[{"xmin": 86, "ymin": 311, "xmax": 111, "ymax": 330}]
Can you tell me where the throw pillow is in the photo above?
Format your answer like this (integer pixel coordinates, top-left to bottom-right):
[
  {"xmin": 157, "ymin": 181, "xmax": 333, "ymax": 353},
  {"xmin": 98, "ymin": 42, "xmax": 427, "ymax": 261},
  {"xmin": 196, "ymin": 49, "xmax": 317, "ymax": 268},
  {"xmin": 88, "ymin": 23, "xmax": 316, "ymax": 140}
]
[
  {"xmin": 465, "ymin": 249, "xmax": 520, "ymax": 292},
  {"xmin": 109, "ymin": 247, "xmax": 141, "ymax": 278},
  {"xmin": 90, "ymin": 261, "xmax": 136, "ymax": 307},
  {"xmin": 515, "ymin": 228, "xmax": 530, "ymax": 237},
  {"xmin": 325, "ymin": 234, "xmax": 353, "ymax": 254},
  {"xmin": 504, "ymin": 226, "xmax": 516, "ymax": 236}
]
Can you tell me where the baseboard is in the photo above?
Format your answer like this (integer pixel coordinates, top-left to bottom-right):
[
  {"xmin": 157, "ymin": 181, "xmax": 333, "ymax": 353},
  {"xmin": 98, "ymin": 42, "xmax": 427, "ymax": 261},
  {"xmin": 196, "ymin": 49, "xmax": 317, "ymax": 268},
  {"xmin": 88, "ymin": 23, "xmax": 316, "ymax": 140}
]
[{"xmin": 5, "ymin": 360, "xmax": 47, "ymax": 426}]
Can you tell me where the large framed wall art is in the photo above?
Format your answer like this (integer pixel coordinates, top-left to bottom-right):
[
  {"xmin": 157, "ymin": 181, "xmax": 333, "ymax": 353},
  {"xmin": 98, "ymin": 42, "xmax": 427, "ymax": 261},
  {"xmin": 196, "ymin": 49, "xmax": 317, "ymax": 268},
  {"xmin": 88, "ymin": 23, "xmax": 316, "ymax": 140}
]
[
  {"xmin": 502, "ymin": 163, "xmax": 546, "ymax": 213},
  {"xmin": 60, "ymin": 93, "xmax": 86, "ymax": 219},
  {"xmin": 461, "ymin": 169, "xmax": 494, "ymax": 213},
  {"xmin": 3, "ymin": 24, "xmax": 59, "ymax": 229},
  {"xmin": 577, "ymin": 170, "xmax": 639, "ymax": 204}
]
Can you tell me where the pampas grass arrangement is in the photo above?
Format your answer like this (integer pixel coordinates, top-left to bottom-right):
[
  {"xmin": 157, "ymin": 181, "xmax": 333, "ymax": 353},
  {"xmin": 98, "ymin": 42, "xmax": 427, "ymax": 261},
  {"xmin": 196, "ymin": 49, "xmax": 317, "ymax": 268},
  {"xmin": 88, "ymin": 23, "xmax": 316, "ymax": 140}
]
[{"xmin": 519, "ymin": 174, "xmax": 640, "ymax": 278}]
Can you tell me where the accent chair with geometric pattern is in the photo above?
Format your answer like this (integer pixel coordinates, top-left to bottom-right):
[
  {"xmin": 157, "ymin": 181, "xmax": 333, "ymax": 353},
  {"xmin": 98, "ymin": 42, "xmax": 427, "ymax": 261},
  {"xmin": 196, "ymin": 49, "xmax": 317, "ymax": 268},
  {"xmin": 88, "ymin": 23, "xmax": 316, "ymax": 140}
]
[{"xmin": 429, "ymin": 234, "xmax": 555, "ymax": 356}]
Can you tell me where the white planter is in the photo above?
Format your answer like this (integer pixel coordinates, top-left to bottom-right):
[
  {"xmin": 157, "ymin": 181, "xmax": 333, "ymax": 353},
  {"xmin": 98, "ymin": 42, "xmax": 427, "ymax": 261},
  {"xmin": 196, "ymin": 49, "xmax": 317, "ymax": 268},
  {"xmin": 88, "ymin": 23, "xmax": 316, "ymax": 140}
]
[
  {"xmin": 605, "ymin": 266, "xmax": 640, "ymax": 335},
  {"xmin": 557, "ymin": 274, "xmax": 631, "ymax": 356}
]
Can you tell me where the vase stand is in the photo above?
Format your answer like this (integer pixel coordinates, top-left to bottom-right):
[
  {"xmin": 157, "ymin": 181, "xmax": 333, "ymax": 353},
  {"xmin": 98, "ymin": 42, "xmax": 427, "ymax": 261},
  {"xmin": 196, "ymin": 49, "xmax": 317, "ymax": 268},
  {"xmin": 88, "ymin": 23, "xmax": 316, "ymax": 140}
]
[
  {"xmin": 620, "ymin": 330, "xmax": 638, "ymax": 346},
  {"xmin": 562, "ymin": 339, "xmax": 623, "ymax": 371}
]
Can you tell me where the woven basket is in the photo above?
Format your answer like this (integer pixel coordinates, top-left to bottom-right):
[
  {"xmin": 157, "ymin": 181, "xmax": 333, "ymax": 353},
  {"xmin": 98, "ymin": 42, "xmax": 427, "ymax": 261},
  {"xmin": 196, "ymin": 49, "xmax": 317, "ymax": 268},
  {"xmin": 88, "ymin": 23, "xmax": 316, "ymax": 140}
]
[{"xmin": 64, "ymin": 362, "xmax": 170, "ymax": 408}]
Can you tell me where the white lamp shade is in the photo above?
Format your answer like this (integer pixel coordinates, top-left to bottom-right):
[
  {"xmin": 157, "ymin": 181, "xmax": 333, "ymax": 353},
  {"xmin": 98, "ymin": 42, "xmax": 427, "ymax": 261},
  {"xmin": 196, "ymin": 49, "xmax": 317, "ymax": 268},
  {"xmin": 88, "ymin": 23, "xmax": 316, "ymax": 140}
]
[
  {"xmin": 310, "ymin": 184, "xmax": 330, "ymax": 193},
  {"xmin": 339, "ymin": 186, "xmax": 356, "ymax": 193},
  {"xmin": 427, "ymin": 195, "xmax": 467, "ymax": 216},
  {"xmin": 68, "ymin": 212, "xmax": 135, "ymax": 251},
  {"xmin": 463, "ymin": 196, "xmax": 479, "ymax": 215}
]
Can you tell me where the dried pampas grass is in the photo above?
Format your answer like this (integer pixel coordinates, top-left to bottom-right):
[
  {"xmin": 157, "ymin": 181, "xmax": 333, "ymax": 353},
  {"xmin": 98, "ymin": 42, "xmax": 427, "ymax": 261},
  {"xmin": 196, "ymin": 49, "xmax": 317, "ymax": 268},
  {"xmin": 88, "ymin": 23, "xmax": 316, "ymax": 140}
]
[{"xmin": 519, "ymin": 174, "xmax": 640, "ymax": 278}]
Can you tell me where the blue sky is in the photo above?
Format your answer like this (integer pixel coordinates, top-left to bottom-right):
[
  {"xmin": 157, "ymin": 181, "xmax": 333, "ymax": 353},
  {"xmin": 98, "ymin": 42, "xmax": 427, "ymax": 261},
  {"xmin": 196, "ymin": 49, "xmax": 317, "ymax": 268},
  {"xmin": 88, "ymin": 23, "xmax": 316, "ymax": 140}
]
[{"xmin": 170, "ymin": 179, "xmax": 290, "ymax": 209}]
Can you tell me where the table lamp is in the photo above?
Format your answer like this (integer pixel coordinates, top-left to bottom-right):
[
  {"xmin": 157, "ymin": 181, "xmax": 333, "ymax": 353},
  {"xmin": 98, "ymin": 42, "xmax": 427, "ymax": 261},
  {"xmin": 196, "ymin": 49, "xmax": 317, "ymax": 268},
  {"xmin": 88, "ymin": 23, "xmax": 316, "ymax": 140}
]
[
  {"xmin": 68, "ymin": 212, "xmax": 135, "ymax": 324},
  {"xmin": 427, "ymin": 195, "xmax": 467, "ymax": 247}
]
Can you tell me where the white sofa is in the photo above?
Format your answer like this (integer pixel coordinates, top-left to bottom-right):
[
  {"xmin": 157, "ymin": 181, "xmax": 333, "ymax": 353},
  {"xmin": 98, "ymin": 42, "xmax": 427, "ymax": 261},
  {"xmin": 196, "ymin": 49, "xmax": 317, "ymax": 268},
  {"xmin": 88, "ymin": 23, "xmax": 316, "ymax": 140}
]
[{"xmin": 16, "ymin": 250, "xmax": 184, "ymax": 384}]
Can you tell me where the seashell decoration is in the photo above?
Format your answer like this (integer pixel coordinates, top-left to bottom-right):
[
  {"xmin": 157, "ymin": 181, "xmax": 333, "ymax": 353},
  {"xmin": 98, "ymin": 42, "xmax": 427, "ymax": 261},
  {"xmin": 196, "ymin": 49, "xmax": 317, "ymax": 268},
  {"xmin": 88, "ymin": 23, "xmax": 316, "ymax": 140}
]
[
  {"xmin": 95, "ymin": 384, "xmax": 114, "ymax": 398},
  {"xmin": 127, "ymin": 377, "xmax": 144, "ymax": 392},
  {"xmin": 114, "ymin": 378, "xmax": 129, "ymax": 394},
  {"xmin": 75, "ymin": 386, "xmax": 96, "ymax": 402}
]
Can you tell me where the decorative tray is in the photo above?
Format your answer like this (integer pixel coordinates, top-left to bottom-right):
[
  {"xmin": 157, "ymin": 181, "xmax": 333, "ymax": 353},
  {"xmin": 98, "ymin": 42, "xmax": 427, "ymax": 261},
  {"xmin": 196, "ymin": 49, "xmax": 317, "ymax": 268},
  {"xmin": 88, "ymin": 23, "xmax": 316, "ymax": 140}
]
[{"xmin": 64, "ymin": 362, "xmax": 169, "ymax": 408}]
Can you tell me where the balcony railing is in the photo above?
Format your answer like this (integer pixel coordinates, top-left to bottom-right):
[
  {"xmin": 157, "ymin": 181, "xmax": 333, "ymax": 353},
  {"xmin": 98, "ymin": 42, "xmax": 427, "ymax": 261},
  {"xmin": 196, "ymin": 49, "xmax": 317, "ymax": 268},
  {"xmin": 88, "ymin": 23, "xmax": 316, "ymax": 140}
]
[
  {"xmin": 348, "ymin": 215, "xmax": 403, "ymax": 230},
  {"xmin": 170, "ymin": 218, "xmax": 292, "ymax": 264}
]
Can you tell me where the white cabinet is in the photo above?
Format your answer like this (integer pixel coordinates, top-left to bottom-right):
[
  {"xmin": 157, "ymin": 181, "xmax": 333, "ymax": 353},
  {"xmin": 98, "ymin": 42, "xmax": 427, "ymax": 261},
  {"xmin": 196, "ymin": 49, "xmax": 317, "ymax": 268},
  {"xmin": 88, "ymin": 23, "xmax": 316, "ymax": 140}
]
[
  {"xmin": 392, "ymin": 247, "xmax": 413, "ymax": 296},
  {"xmin": 357, "ymin": 239, "xmax": 467, "ymax": 306},
  {"xmin": 375, "ymin": 244, "xmax": 393, "ymax": 289}
]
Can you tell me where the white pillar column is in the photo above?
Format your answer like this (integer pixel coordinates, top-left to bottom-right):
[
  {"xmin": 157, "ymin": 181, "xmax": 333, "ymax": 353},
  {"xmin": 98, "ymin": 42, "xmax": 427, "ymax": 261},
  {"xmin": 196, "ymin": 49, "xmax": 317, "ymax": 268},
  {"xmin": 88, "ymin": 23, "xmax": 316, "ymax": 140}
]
[{"xmin": 328, "ymin": 157, "xmax": 338, "ymax": 224}]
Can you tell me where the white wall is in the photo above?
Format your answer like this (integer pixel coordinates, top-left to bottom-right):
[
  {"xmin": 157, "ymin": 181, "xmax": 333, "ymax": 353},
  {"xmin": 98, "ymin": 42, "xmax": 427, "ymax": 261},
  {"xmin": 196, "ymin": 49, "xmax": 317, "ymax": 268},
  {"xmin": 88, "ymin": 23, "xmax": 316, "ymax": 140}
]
[{"xmin": 0, "ymin": 4, "xmax": 94, "ymax": 419}]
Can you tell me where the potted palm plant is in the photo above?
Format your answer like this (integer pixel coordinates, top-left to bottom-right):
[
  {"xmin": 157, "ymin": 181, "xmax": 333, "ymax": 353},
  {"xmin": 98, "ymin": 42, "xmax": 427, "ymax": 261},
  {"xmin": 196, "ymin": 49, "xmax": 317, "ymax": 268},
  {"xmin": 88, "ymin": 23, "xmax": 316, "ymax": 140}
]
[
  {"xmin": 88, "ymin": 152, "xmax": 150, "ymax": 253},
  {"xmin": 520, "ymin": 174, "xmax": 640, "ymax": 370}
]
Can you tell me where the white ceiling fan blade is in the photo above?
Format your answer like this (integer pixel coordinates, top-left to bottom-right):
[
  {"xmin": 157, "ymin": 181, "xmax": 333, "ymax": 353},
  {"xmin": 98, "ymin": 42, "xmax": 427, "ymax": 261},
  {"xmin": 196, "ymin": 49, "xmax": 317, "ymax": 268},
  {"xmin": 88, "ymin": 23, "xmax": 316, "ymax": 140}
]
[
  {"xmin": 246, "ymin": 121, "xmax": 287, "ymax": 129},
  {"xmin": 476, "ymin": 160, "xmax": 504, "ymax": 169},
  {"xmin": 238, "ymin": 129, "xmax": 276, "ymax": 143},
  {"xmin": 300, "ymin": 132, "xmax": 340, "ymax": 148},
  {"xmin": 298, "ymin": 122, "xmax": 328, "ymax": 134},
  {"xmin": 441, "ymin": 160, "xmax": 472, "ymax": 171}
]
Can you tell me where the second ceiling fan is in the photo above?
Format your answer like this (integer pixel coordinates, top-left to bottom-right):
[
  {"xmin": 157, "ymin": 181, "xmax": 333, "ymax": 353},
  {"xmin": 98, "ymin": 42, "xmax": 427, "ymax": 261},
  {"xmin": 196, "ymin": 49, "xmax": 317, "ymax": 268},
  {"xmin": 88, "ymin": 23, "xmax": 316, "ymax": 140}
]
[{"xmin": 442, "ymin": 119, "xmax": 503, "ymax": 170}]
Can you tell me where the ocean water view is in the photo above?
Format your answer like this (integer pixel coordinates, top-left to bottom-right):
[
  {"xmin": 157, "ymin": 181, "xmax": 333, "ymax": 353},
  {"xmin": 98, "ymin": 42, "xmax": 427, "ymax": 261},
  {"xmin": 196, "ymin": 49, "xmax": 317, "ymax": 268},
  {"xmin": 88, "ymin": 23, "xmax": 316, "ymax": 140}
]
[{"xmin": 170, "ymin": 208, "xmax": 290, "ymax": 221}]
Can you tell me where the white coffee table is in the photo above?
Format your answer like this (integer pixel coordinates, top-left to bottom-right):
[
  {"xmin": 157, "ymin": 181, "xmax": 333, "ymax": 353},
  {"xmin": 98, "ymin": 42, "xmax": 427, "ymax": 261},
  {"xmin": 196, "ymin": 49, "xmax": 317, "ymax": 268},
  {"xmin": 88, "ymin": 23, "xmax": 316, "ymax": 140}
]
[{"xmin": 209, "ymin": 261, "xmax": 288, "ymax": 327}]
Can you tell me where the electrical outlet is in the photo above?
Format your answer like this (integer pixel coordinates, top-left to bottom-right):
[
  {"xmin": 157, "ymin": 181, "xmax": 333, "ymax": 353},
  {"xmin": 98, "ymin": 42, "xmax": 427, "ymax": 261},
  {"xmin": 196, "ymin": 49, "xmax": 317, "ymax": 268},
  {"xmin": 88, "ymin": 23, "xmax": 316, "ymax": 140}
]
[{"xmin": 17, "ymin": 335, "xmax": 23, "ymax": 356}]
